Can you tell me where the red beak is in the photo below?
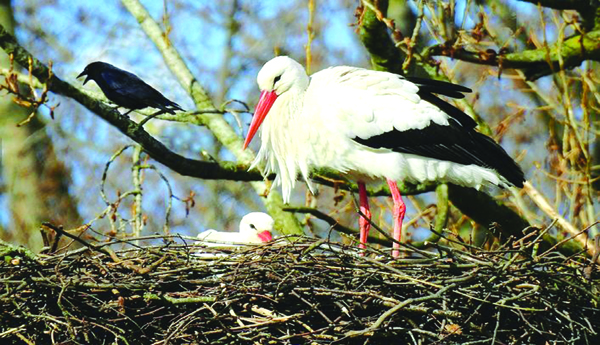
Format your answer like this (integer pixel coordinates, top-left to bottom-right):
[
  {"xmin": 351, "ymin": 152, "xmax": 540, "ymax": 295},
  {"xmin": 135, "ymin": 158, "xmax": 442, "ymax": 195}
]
[
  {"xmin": 243, "ymin": 90, "xmax": 278, "ymax": 149},
  {"xmin": 257, "ymin": 230, "xmax": 273, "ymax": 242}
]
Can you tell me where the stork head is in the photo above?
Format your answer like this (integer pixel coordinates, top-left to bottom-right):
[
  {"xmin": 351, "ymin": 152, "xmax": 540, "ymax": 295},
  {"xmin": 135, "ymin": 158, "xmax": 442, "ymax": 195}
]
[
  {"xmin": 239, "ymin": 212, "xmax": 274, "ymax": 243},
  {"xmin": 243, "ymin": 56, "xmax": 309, "ymax": 149}
]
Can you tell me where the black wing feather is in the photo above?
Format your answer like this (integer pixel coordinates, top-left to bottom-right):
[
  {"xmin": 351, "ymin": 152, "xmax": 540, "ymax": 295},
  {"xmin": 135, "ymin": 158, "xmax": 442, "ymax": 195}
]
[
  {"xmin": 403, "ymin": 76, "xmax": 477, "ymax": 129},
  {"xmin": 95, "ymin": 64, "xmax": 183, "ymax": 114},
  {"xmin": 418, "ymin": 92, "xmax": 477, "ymax": 129},
  {"xmin": 405, "ymin": 76, "xmax": 472, "ymax": 98},
  {"xmin": 353, "ymin": 119, "xmax": 525, "ymax": 187}
]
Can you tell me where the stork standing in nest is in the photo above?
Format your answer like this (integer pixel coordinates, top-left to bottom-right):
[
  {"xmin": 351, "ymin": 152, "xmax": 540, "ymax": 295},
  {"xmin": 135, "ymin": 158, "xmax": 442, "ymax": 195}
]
[{"xmin": 243, "ymin": 56, "xmax": 524, "ymax": 257}]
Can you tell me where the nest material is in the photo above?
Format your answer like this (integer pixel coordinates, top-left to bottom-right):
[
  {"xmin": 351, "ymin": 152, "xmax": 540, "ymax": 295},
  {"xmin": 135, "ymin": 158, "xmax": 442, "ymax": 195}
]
[{"xmin": 1, "ymin": 236, "xmax": 599, "ymax": 344}]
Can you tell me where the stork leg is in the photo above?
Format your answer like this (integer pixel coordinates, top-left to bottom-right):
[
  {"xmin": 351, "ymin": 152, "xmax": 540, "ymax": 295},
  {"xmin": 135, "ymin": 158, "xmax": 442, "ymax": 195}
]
[
  {"xmin": 358, "ymin": 182, "xmax": 371, "ymax": 252},
  {"xmin": 386, "ymin": 179, "xmax": 406, "ymax": 258}
]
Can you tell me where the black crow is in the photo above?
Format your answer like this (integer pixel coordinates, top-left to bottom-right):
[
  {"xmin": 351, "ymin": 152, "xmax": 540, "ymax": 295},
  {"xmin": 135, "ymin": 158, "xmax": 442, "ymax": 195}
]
[{"xmin": 77, "ymin": 61, "xmax": 184, "ymax": 117}]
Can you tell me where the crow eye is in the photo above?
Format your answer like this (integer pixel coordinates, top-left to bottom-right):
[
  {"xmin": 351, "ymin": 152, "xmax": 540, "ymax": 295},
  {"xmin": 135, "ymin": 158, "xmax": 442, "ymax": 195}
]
[{"xmin": 273, "ymin": 75, "xmax": 281, "ymax": 86}]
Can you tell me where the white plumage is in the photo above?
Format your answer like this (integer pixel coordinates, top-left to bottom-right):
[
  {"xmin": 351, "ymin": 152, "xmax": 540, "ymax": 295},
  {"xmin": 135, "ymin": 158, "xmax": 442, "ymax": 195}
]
[
  {"xmin": 249, "ymin": 57, "xmax": 513, "ymax": 199},
  {"xmin": 243, "ymin": 56, "xmax": 524, "ymax": 257},
  {"xmin": 197, "ymin": 212, "xmax": 274, "ymax": 245}
]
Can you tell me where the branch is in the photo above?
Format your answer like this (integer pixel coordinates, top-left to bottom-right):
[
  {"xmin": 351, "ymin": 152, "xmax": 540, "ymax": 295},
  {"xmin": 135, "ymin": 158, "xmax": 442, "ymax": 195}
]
[
  {"xmin": 0, "ymin": 24, "xmax": 266, "ymax": 183},
  {"xmin": 447, "ymin": 185, "xmax": 529, "ymax": 238},
  {"xmin": 311, "ymin": 171, "xmax": 436, "ymax": 196},
  {"xmin": 517, "ymin": 1, "xmax": 598, "ymax": 31},
  {"xmin": 522, "ymin": 181, "xmax": 596, "ymax": 256},
  {"xmin": 358, "ymin": 0, "xmax": 403, "ymax": 74},
  {"xmin": 425, "ymin": 30, "xmax": 600, "ymax": 80},
  {"xmin": 282, "ymin": 206, "xmax": 390, "ymax": 246},
  {"xmin": 516, "ymin": 0, "xmax": 592, "ymax": 11},
  {"xmin": 345, "ymin": 283, "xmax": 457, "ymax": 337},
  {"xmin": 120, "ymin": 0, "xmax": 256, "ymax": 162}
]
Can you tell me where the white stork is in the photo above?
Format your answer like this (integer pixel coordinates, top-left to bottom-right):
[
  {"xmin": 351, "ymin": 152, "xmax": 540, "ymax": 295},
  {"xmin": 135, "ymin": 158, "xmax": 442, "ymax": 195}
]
[
  {"xmin": 243, "ymin": 56, "xmax": 524, "ymax": 257},
  {"xmin": 197, "ymin": 212, "xmax": 274, "ymax": 245}
]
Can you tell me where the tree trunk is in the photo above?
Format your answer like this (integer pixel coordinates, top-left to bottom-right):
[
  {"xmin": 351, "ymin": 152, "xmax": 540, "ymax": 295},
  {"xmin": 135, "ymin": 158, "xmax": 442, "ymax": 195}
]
[{"xmin": 0, "ymin": 0, "xmax": 81, "ymax": 250}]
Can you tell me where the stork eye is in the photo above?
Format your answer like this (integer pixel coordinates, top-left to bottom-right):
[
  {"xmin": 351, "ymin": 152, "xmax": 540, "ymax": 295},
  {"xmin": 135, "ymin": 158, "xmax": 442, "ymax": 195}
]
[
  {"xmin": 249, "ymin": 224, "xmax": 256, "ymax": 230},
  {"xmin": 273, "ymin": 75, "xmax": 281, "ymax": 86}
]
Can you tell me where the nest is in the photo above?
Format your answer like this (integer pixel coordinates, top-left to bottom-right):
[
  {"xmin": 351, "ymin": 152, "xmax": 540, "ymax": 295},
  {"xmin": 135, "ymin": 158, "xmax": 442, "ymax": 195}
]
[{"xmin": 1, "ymin": 235, "xmax": 599, "ymax": 344}]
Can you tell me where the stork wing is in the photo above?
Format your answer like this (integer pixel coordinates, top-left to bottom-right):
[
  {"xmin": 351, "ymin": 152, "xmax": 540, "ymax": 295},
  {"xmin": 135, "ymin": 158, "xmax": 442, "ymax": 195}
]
[
  {"xmin": 407, "ymin": 76, "xmax": 477, "ymax": 129},
  {"xmin": 352, "ymin": 118, "xmax": 524, "ymax": 187},
  {"xmin": 311, "ymin": 67, "xmax": 467, "ymax": 139}
]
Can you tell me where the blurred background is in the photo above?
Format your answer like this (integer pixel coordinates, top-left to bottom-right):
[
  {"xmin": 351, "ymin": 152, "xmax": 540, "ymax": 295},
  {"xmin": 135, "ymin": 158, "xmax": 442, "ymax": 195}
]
[{"xmin": 0, "ymin": 0, "xmax": 597, "ymax": 252}]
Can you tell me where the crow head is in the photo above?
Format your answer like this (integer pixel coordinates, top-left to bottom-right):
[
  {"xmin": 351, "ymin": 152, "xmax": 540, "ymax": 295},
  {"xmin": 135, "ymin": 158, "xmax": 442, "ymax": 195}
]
[
  {"xmin": 77, "ymin": 61, "xmax": 111, "ymax": 85},
  {"xmin": 77, "ymin": 66, "xmax": 92, "ymax": 85}
]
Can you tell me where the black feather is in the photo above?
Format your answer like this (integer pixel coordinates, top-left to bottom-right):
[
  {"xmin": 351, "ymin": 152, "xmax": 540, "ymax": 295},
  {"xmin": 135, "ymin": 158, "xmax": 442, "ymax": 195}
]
[
  {"xmin": 353, "ymin": 119, "xmax": 525, "ymax": 187},
  {"xmin": 418, "ymin": 93, "xmax": 477, "ymax": 129},
  {"xmin": 77, "ymin": 62, "xmax": 184, "ymax": 114},
  {"xmin": 405, "ymin": 76, "xmax": 472, "ymax": 98},
  {"xmin": 400, "ymin": 76, "xmax": 477, "ymax": 129}
]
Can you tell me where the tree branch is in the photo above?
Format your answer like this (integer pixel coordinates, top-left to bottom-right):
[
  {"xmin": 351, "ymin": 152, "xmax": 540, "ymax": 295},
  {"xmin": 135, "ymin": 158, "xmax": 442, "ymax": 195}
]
[
  {"xmin": 358, "ymin": 0, "xmax": 403, "ymax": 74},
  {"xmin": 0, "ymin": 24, "xmax": 263, "ymax": 182},
  {"xmin": 517, "ymin": 0, "xmax": 592, "ymax": 11},
  {"xmin": 447, "ymin": 185, "xmax": 529, "ymax": 238},
  {"xmin": 425, "ymin": 30, "xmax": 600, "ymax": 80},
  {"xmin": 282, "ymin": 206, "xmax": 390, "ymax": 246},
  {"xmin": 517, "ymin": 1, "xmax": 598, "ymax": 31}
]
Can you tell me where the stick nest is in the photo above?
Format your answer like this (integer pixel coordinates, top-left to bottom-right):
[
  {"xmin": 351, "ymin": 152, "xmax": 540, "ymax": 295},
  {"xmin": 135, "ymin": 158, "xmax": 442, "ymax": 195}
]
[{"xmin": 1, "ymin": 236, "xmax": 599, "ymax": 344}]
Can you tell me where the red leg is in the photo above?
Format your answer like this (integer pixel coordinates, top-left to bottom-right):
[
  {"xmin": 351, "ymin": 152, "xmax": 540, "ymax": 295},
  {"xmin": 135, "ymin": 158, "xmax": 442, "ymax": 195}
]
[
  {"xmin": 387, "ymin": 179, "xmax": 406, "ymax": 258},
  {"xmin": 358, "ymin": 182, "xmax": 371, "ymax": 251}
]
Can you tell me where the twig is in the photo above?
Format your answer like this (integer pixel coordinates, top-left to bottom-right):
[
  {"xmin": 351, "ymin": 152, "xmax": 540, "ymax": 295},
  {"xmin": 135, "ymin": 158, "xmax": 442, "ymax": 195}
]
[
  {"xmin": 345, "ymin": 284, "xmax": 457, "ymax": 337},
  {"xmin": 523, "ymin": 181, "xmax": 595, "ymax": 255},
  {"xmin": 132, "ymin": 145, "xmax": 144, "ymax": 240},
  {"xmin": 282, "ymin": 206, "xmax": 389, "ymax": 246}
]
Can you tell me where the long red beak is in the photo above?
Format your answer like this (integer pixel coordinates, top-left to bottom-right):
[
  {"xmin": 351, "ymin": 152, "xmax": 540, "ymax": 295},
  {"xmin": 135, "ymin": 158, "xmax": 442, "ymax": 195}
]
[
  {"xmin": 243, "ymin": 90, "xmax": 278, "ymax": 149},
  {"xmin": 257, "ymin": 230, "xmax": 273, "ymax": 242}
]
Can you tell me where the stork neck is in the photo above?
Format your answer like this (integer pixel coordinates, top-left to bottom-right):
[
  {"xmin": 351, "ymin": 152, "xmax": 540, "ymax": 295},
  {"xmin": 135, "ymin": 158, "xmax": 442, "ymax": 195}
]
[
  {"xmin": 261, "ymin": 83, "xmax": 305, "ymax": 132},
  {"xmin": 260, "ymin": 86, "xmax": 306, "ymax": 156},
  {"xmin": 291, "ymin": 72, "xmax": 310, "ymax": 93}
]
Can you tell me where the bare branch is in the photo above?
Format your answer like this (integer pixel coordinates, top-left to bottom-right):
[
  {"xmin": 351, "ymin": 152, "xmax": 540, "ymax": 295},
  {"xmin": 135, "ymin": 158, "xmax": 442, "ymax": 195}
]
[
  {"xmin": 424, "ymin": 30, "xmax": 600, "ymax": 80},
  {"xmin": 517, "ymin": 0, "xmax": 593, "ymax": 11}
]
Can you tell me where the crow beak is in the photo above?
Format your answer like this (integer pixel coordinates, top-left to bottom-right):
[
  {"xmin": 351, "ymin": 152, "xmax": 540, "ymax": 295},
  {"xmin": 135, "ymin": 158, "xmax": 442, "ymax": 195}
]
[{"xmin": 76, "ymin": 71, "xmax": 90, "ymax": 85}]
